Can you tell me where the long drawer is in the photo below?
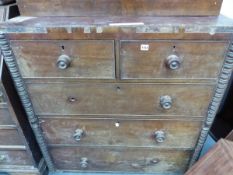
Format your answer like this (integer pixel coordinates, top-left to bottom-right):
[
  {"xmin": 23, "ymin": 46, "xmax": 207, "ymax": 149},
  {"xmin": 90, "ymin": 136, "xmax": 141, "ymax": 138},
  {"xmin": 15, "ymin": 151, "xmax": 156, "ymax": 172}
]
[
  {"xmin": 50, "ymin": 147, "xmax": 191, "ymax": 173},
  {"xmin": 27, "ymin": 83, "xmax": 214, "ymax": 116},
  {"xmin": 0, "ymin": 108, "xmax": 14, "ymax": 125},
  {"xmin": 120, "ymin": 40, "xmax": 227, "ymax": 80},
  {"xmin": 40, "ymin": 117, "xmax": 202, "ymax": 149},
  {"xmin": 11, "ymin": 40, "xmax": 115, "ymax": 79},
  {"xmin": 0, "ymin": 150, "xmax": 33, "ymax": 166}
]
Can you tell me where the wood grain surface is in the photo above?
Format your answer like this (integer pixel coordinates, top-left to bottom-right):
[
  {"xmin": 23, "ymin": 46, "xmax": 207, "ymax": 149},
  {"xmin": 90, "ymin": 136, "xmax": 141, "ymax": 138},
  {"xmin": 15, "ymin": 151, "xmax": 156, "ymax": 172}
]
[
  {"xmin": 120, "ymin": 40, "xmax": 227, "ymax": 80},
  {"xmin": 186, "ymin": 139, "xmax": 233, "ymax": 175},
  {"xmin": 27, "ymin": 83, "xmax": 214, "ymax": 116},
  {"xmin": 0, "ymin": 150, "xmax": 33, "ymax": 166},
  {"xmin": 11, "ymin": 40, "xmax": 115, "ymax": 79},
  {"xmin": 17, "ymin": 0, "xmax": 223, "ymax": 17},
  {"xmin": 50, "ymin": 146, "xmax": 192, "ymax": 173},
  {"xmin": 0, "ymin": 129, "xmax": 24, "ymax": 146},
  {"xmin": 40, "ymin": 118, "xmax": 203, "ymax": 148}
]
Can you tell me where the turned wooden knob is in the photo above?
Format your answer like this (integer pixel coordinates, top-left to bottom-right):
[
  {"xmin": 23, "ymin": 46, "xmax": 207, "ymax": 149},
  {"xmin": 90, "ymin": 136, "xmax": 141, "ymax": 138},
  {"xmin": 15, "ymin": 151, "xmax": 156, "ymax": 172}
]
[
  {"xmin": 56, "ymin": 54, "xmax": 71, "ymax": 70},
  {"xmin": 166, "ymin": 54, "xmax": 181, "ymax": 70},
  {"xmin": 160, "ymin": 95, "xmax": 172, "ymax": 109},
  {"xmin": 154, "ymin": 130, "xmax": 166, "ymax": 143}
]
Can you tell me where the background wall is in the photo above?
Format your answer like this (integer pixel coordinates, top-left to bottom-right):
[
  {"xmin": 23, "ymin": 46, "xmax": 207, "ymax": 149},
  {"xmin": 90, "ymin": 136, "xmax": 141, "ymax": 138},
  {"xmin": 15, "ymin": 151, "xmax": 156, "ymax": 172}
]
[{"xmin": 221, "ymin": 0, "xmax": 233, "ymax": 18}]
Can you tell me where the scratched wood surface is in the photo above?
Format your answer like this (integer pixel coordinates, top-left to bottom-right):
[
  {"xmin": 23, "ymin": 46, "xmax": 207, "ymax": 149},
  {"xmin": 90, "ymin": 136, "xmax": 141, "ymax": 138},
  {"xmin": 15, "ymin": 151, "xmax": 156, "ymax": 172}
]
[
  {"xmin": 0, "ymin": 129, "xmax": 25, "ymax": 146},
  {"xmin": 0, "ymin": 150, "xmax": 33, "ymax": 166},
  {"xmin": 120, "ymin": 40, "xmax": 228, "ymax": 80},
  {"xmin": 17, "ymin": 0, "xmax": 223, "ymax": 17},
  {"xmin": 0, "ymin": 1, "xmax": 231, "ymax": 172},
  {"xmin": 40, "ymin": 117, "xmax": 203, "ymax": 148},
  {"xmin": 50, "ymin": 147, "xmax": 192, "ymax": 173},
  {"xmin": 27, "ymin": 83, "xmax": 214, "ymax": 116},
  {"xmin": 11, "ymin": 40, "xmax": 115, "ymax": 79}
]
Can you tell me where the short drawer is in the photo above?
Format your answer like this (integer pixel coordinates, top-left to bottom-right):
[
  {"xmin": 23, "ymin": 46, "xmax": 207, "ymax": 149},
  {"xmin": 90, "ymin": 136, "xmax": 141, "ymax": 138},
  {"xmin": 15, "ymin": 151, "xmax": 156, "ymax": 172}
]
[
  {"xmin": 50, "ymin": 147, "xmax": 191, "ymax": 173},
  {"xmin": 0, "ymin": 129, "xmax": 24, "ymax": 146},
  {"xmin": 41, "ymin": 118, "xmax": 202, "ymax": 149},
  {"xmin": 0, "ymin": 108, "xmax": 14, "ymax": 125},
  {"xmin": 120, "ymin": 40, "xmax": 228, "ymax": 80},
  {"xmin": 11, "ymin": 40, "xmax": 115, "ymax": 79},
  {"xmin": 28, "ymin": 83, "xmax": 214, "ymax": 116},
  {"xmin": 0, "ymin": 150, "xmax": 33, "ymax": 166}
]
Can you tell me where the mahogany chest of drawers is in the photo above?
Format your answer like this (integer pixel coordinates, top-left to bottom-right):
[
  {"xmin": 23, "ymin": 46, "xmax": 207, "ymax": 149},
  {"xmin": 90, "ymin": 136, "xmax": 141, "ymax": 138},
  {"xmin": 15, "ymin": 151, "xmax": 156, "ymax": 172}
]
[{"xmin": 0, "ymin": 0, "xmax": 233, "ymax": 174}]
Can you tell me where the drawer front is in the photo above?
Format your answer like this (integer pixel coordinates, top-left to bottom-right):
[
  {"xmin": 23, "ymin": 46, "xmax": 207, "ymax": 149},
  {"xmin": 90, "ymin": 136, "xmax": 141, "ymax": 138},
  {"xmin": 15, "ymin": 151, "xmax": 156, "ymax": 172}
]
[
  {"xmin": 28, "ymin": 83, "xmax": 213, "ymax": 116},
  {"xmin": 41, "ymin": 118, "xmax": 202, "ymax": 148},
  {"xmin": 120, "ymin": 41, "xmax": 227, "ymax": 80},
  {"xmin": 0, "ymin": 129, "xmax": 24, "ymax": 146},
  {"xmin": 11, "ymin": 40, "xmax": 115, "ymax": 79},
  {"xmin": 50, "ymin": 147, "xmax": 191, "ymax": 173},
  {"xmin": 0, "ymin": 108, "xmax": 14, "ymax": 125},
  {"xmin": 0, "ymin": 150, "xmax": 33, "ymax": 166}
]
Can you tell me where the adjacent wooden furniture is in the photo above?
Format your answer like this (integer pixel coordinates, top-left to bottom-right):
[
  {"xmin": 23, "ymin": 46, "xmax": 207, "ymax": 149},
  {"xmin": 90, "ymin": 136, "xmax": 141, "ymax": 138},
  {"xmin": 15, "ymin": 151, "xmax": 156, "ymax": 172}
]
[
  {"xmin": 0, "ymin": 57, "xmax": 47, "ymax": 174},
  {"xmin": 185, "ymin": 139, "xmax": 233, "ymax": 175},
  {"xmin": 0, "ymin": 0, "xmax": 233, "ymax": 174},
  {"xmin": 0, "ymin": 2, "xmax": 46, "ymax": 174}
]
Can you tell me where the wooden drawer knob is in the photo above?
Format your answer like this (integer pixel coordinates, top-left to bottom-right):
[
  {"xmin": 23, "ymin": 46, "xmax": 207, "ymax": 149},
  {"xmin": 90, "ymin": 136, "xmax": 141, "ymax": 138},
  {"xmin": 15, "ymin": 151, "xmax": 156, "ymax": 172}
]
[
  {"xmin": 73, "ymin": 128, "xmax": 85, "ymax": 142},
  {"xmin": 154, "ymin": 130, "xmax": 166, "ymax": 143},
  {"xmin": 166, "ymin": 54, "xmax": 181, "ymax": 70},
  {"xmin": 160, "ymin": 95, "xmax": 172, "ymax": 109},
  {"xmin": 56, "ymin": 54, "xmax": 71, "ymax": 70},
  {"xmin": 80, "ymin": 157, "xmax": 88, "ymax": 169}
]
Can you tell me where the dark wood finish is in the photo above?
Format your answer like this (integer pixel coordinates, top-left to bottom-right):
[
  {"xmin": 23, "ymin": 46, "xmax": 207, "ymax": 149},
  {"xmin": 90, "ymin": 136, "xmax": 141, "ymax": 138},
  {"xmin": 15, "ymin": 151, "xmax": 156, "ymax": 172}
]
[
  {"xmin": 50, "ymin": 147, "xmax": 191, "ymax": 173},
  {"xmin": 41, "ymin": 117, "xmax": 203, "ymax": 148},
  {"xmin": 17, "ymin": 0, "xmax": 223, "ymax": 17},
  {"xmin": 2, "ymin": 16, "xmax": 233, "ymax": 41},
  {"xmin": 1, "ymin": 5, "xmax": 232, "ymax": 173},
  {"xmin": 11, "ymin": 40, "xmax": 115, "ymax": 79},
  {"xmin": 27, "ymin": 83, "xmax": 214, "ymax": 116},
  {"xmin": 120, "ymin": 40, "xmax": 227, "ymax": 80},
  {"xmin": 0, "ymin": 0, "xmax": 15, "ymax": 5},
  {"xmin": 186, "ymin": 139, "xmax": 233, "ymax": 175}
]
